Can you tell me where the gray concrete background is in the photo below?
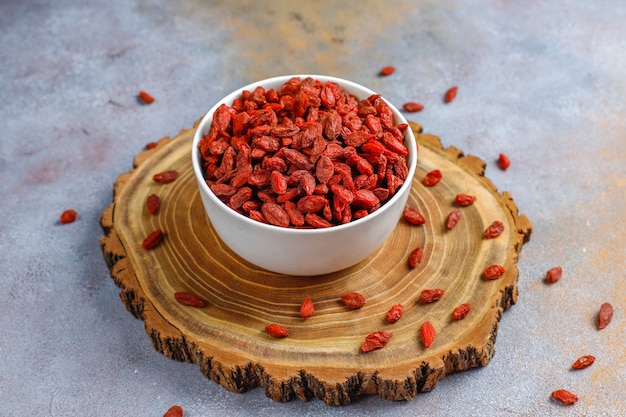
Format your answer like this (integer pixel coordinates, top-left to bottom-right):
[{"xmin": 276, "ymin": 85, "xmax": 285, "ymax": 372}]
[{"xmin": 1, "ymin": 1, "xmax": 624, "ymax": 416}]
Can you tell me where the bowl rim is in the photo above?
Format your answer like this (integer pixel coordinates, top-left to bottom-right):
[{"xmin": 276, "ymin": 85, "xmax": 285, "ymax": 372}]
[{"xmin": 191, "ymin": 74, "xmax": 417, "ymax": 235}]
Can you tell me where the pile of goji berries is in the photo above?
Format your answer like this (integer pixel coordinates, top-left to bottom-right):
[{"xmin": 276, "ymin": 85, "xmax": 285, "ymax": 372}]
[{"xmin": 197, "ymin": 76, "xmax": 411, "ymax": 228}]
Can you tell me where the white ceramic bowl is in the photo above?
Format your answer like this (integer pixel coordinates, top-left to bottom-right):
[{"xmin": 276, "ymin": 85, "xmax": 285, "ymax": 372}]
[{"xmin": 191, "ymin": 75, "xmax": 417, "ymax": 276}]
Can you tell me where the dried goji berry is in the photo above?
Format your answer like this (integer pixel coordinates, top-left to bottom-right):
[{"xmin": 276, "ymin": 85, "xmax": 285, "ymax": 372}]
[
  {"xmin": 403, "ymin": 207, "xmax": 426, "ymax": 225},
  {"xmin": 59, "ymin": 209, "xmax": 77, "ymax": 224},
  {"xmin": 360, "ymin": 330, "xmax": 393, "ymax": 352},
  {"xmin": 483, "ymin": 264, "xmax": 505, "ymax": 280},
  {"xmin": 446, "ymin": 210, "xmax": 462, "ymax": 230},
  {"xmin": 142, "ymin": 229, "xmax": 164, "ymax": 250},
  {"xmin": 408, "ymin": 247, "xmax": 424, "ymax": 269},
  {"xmin": 163, "ymin": 405, "xmax": 183, "ymax": 417},
  {"xmin": 379, "ymin": 66, "xmax": 395, "ymax": 76},
  {"xmin": 455, "ymin": 194, "xmax": 476, "ymax": 206},
  {"xmin": 571, "ymin": 355, "xmax": 595, "ymax": 370},
  {"xmin": 452, "ymin": 303, "xmax": 471, "ymax": 320},
  {"xmin": 174, "ymin": 291, "xmax": 205, "ymax": 308},
  {"xmin": 145, "ymin": 141, "xmax": 158, "ymax": 149},
  {"xmin": 597, "ymin": 302, "xmax": 613, "ymax": 329},
  {"xmin": 138, "ymin": 90, "xmax": 155, "ymax": 104},
  {"xmin": 386, "ymin": 304, "xmax": 404, "ymax": 323},
  {"xmin": 340, "ymin": 292, "xmax": 366, "ymax": 309},
  {"xmin": 421, "ymin": 321, "xmax": 436, "ymax": 348},
  {"xmin": 265, "ymin": 323, "xmax": 289, "ymax": 338},
  {"xmin": 545, "ymin": 266, "xmax": 562, "ymax": 283},
  {"xmin": 402, "ymin": 102, "xmax": 424, "ymax": 112},
  {"xmin": 484, "ymin": 220, "xmax": 505, "ymax": 238},
  {"xmin": 444, "ymin": 86, "xmax": 458, "ymax": 103},
  {"xmin": 146, "ymin": 194, "xmax": 160, "ymax": 215},
  {"xmin": 497, "ymin": 153, "xmax": 510, "ymax": 170},
  {"xmin": 422, "ymin": 169, "xmax": 442, "ymax": 186},
  {"xmin": 153, "ymin": 170, "xmax": 179, "ymax": 183},
  {"xmin": 300, "ymin": 296, "xmax": 314, "ymax": 319},
  {"xmin": 551, "ymin": 389, "xmax": 578, "ymax": 405},
  {"xmin": 419, "ymin": 288, "xmax": 445, "ymax": 303}
]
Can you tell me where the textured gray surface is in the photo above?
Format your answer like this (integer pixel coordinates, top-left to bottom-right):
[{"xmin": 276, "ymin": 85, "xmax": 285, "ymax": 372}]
[{"xmin": 1, "ymin": 1, "xmax": 624, "ymax": 416}]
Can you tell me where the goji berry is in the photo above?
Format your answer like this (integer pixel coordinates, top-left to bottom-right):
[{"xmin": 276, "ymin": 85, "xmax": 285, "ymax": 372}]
[
  {"xmin": 163, "ymin": 405, "xmax": 183, "ymax": 417},
  {"xmin": 571, "ymin": 355, "xmax": 595, "ymax": 370},
  {"xmin": 483, "ymin": 264, "xmax": 505, "ymax": 280},
  {"xmin": 402, "ymin": 102, "xmax": 424, "ymax": 112},
  {"xmin": 597, "ymin": 302, "xmax": 613, "ymax": 329},
  {"xmin": 379, "ymin": 66, "xmax": 395, "ymax": 76},
  {"xmin": 455, "ymin": 194, "xmax": 476, "ymax": 206},
  {"xmin": 484, "ymin": 220, "xmax": 505, "ymax": 238},
  {"xmin": 300, "ymin": 296, "xmax": 314, "ymax": 319},
  {"xmin": 146, "ymin": 194, "xmax": 160, "ymax": 215},
  {"xmin": 444, "ymin": 86, "xmax": 458, "ymax": 103},
  {"xmin": 452, "ymin": 303, "xmax": 471, "ymax": 320},
  {"xmin": 386, "ymin": 304, "xmax": 404, "ymax": 323},
  {"xmin": 422, "ymin": 169, "xmax": 442, "ymax": 186},
  {"xmin": 340, "ymin": 292, "xmax": 366, "ymax": 309},
  {"xmin": 408, "ymin": 247, "xmax": 424, "ymax": 269},
  {"xmin": 142, "ymin": 229, "xmax": 164, "ymax": 250},
  {"xmin": 421, "ymin": 321, "xmax": 436, "ymax": 348},
  {"xmin": 174, "ymin": 292, "xmax": 205, "ymax": 308},
  {"xmin": 145, "ymin": 141, "xmax": 158, "ymax": 149},
  {"xmin": 360, "ymin": 331, "xmax": 393, "ymax": 352},
  {"xmin": 138, "ymin": 90, "xmax": 155, "ymax": 104},
  {"xmin": 153, "ymin": 170, "xmax": 179, "ymax": 183},
  {"xmin": 497, "ymin": 153, "xmax": 510, "ymax": 170},
  {"xmin": 551, "ymin": 389, "xmax": 578, "ymax": 405},
  {"xmin": 446, "ymin": 210, "xmax": 462, "ymax": 230},
  {"xmin": 265, "ymin": 323, "xmax": 289, "ymax": 338},
  {"xmin": 59, "ymin": 209, "xmax": 77, "ymax": 224},
  {"xmin": 402, "ymin": 207, "xmax": 426, "ymax": 225},
  {"xmin": 545, "ymin": 266, "xmax": 562, "ymax": 283},
  {"xmin": 419, "ymin": 288, "xmax": 445, "ymax": 303}
]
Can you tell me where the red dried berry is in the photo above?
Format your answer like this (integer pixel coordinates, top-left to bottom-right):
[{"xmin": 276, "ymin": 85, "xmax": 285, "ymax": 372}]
[
  {"xmin": 597, "ymin": 302, "xmax": 613, "ymax": 329},
  {"xmin": 545, "ymin": 266, "xmax": 562, "ymax": 283},
  {"xmin": 422, "ymin": 169, "xmax": 442, "ymax": 186},
  {"xmin": 571, "ymin": 355, "xmax": 595, "ymax": 370},
  {"xmin": 379, "ymin": 66, "xmax": 395, "ymax": 76},
  {"xmin": 484, "ymin": 220, "xmax": 505, "ymax": 238},
  {"xmin": 300, "ymin": 296, "xmax": 314, "ymax": 319},
  {"xmin": 145, "ymin": 141, "xmax": 158, "ymax": 150},
  {"xmin": 419, "ymin": 289, "xmax": 445, "ymax": 303},
  {"xmin": 360, "ymin": 331, "xmax": 393, "ymax": 353},
  {"xmin": 455, "ymin": 194, "xmax": 477, "ymax": 206},
  {"xmin": 340, "ymin": 292, "xmax": 366, "ymax": 309},
  {"xmin": 408, "ymin": 247, "xmax": 424, "ymax": 269},
  {"xmin": 446, "ymin": 210, "xmax": 462, "ymax": 230},
  {"xmin": 452, "ymin": 303, "xmax": 471, "ymax": 320},
  {"xmin": 386, "ymin": 304, "xmax": 404, "ymax": 323},
  {"xmin": 139, "ymin": 90, "xmax": 155, "ymax": 104},
  {"xmin": 403, "ymin": 207, "xmax": 426, "ymax": 225},
  {"xmin": 421, "ymin": 321, "xmax": 436, "ymax": 348},
  {"xmin": 141, "ymin": 229, "xmax": 164, "ymax": 250},
  {"xmin": 497, "ymin": 153, "xmax": 510, "ymax": 170},
  {"xmin": 163, "ymin": 405, "xmax": 183, "ymax": 417},
  {"xmin": 444, "ymin": 86, "xmax": 458, "ymax": 103},
  {"xmin": 483, "ymin": 264, "xmax": 505, "ymax": 280},
  {"xmin": 402, "ymin": 102, "xmax": 424, "ymax": 112},
  {"xmin": 146, "ymin": 194, "xmax": 160, "ymax": 215},
  {"xmin": 153, "ymin": 170, "xmax": 179, "ymax": 183},
  {"xmin": 59, "ymin": 209, "xmax": 77, "ymax": 224},
  {"xmin": 551, "ymin": 389, "xmax": 578, "ymax": 405},
  {"xmin": 174, "ymin": 292, "xmax": 205, "ymax": 308},
  {"xmin": 265, "ymin": 323, "xmax": 289, "ymax": 338}
]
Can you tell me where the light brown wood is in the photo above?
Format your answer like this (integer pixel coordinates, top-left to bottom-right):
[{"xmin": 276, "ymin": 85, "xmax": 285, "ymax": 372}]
[{"xmin": 99, "ymin": 121, "xmax": 532, "ymax": 405}]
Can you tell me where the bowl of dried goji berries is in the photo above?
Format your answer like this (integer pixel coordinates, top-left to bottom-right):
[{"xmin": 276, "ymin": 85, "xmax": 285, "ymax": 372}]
[{"xmin": 192, "ymin": 75, "xmax": 417, "ymax": 276}]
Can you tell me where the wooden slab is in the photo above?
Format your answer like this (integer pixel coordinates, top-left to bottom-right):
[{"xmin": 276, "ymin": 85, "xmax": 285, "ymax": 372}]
[{"xmin": 99, "ymin": 121, "xmax": 532, "ymax": 405}]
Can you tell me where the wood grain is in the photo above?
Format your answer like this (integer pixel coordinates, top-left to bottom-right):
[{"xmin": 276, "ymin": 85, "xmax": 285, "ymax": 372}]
[{"xmin": 99, "ymin": 121, "xmax": 532, "ymax": 405}]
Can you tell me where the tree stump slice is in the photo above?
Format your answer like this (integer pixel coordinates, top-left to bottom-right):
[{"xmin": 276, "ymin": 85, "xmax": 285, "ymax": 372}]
[{"xmin": 99, "ymin": 121, "xmax": 532, "ymax": 405}]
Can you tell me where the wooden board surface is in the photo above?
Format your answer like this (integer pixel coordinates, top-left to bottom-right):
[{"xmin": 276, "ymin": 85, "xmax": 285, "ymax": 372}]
[{"xmin": 99, "ymin": 121, "xmax": 532, "ymax": 405}]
